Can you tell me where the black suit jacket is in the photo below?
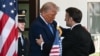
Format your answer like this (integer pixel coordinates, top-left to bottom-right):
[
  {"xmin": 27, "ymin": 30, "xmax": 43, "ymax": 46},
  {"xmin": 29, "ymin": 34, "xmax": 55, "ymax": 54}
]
[
  {"xmin": 18, "ymin": 36, "xmax": 29, "ymax": 56},
  {"xmin": 61, "ymin": 24, "xmax": 95, "ymax": 56},
  {"xmin": 29, "ymin": 16, "xmax": 57, "ymax": 56}
]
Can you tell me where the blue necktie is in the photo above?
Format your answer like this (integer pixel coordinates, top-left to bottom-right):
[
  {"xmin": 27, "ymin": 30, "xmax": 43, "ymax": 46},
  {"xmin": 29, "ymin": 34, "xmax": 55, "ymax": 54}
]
[{"xmin": 48, "ymin": 24, "xmax": 54, "ymax": 34}]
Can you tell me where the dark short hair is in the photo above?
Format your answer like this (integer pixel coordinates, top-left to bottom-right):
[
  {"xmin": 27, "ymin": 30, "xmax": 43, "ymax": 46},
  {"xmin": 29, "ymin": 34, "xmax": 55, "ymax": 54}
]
[{"xmin": 66, "ymin": 7, "xmax": 82, "ymax": 23}]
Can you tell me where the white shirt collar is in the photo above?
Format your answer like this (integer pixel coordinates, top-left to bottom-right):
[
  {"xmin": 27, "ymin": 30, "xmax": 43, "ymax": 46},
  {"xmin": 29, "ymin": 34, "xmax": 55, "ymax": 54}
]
[
  {"xmin": 18, "ymin": 32, "xmax": 24, "ymax": 45},
  {"xmin": 71, "ymin": 23, "xmax": 80, "ymax": 30},
  {"xmin": 40, "ymin": 14, "xmax": 48, "ymax": 25},
  {"xmin": 18, "ymin": 32, "xmax": 22, "ymax": 38}
]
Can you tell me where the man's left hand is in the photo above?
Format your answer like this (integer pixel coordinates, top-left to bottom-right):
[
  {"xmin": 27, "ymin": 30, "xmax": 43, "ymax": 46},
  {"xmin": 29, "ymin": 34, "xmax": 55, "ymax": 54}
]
[{"xmin": 36, "ymin": 34, "xmax": 44, "ymax": 46}]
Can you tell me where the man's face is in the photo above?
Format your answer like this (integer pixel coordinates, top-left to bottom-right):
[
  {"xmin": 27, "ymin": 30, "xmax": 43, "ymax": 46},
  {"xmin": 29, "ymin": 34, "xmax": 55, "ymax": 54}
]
[
  {"xmin": 45, "ymin": 8, "xmax": 57, "ymax": 23},
  {"xmin": 65, "ymin": 12, "xmax": 72, "ymax": 27},
  {"xmin": 18, "ymin": 22, "xmax": 25, "ymax": 31}
]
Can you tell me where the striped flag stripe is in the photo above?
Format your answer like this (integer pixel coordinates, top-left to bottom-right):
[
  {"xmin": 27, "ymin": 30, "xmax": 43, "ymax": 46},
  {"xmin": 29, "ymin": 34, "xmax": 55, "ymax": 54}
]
[
  {"xmin": 0, "ymin": 11, "xmax": 3, "ymax": 20},
  {"xmin": 0, "ymin": 14, "xmax": 9, "ymax": 34},
  {"xmin": 0, "ymin": 17, "xmax": 14, "ymax": 52},
  {"xmin": 0, "ymin": 0, "xmax": 18, "ymax": 56},
  {"xmin": 51, "ymin": 45, "xmax": 59, "ymax": 47},
  {"xmin": 50, "ymin": 51, "xmax": 60, "ymax": 53},
  {"xmin": 50, "ymin": 46, "xmax": 60, "ymax": 56},
  {"xmin": 0, "ymin": 25, "xmax": 16, "ymax": 56},
  {"xmin": 50, "ymin": 48, "xmax": 60, "ymax": 52},
  {"xmin": 49, "ymin": 31, "xmax": 61, "ymax": 56},
  {"xmin": 6, "ymin": 38, "xmax": 17, "ymax": 56},
  {"xmin": 51, "ymin": 47, "xmax": 59, "ymax": 49},
  {"xmin": 49, "ymin": 52, "xmax": 60, "ymax": 56},
  {"xmin": 13, "ymin": 51, "xmax": 18, "ymax": 56}
]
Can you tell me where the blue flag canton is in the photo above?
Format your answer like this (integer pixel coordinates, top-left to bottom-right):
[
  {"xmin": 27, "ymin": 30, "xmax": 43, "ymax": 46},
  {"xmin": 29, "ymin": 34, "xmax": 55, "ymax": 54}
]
[{"xmin": 0, "ymin": 0, "xmax": 17, "ymax": 19}]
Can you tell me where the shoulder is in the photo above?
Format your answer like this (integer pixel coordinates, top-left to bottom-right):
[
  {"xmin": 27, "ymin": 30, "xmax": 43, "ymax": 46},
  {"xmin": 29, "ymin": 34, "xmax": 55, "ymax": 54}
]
[{"xmin": 72, "ymin": 25, "xmax": 90, "ymax": 35}]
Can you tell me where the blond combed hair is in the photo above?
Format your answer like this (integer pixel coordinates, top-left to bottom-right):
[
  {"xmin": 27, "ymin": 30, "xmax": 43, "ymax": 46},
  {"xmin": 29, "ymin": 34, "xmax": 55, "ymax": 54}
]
[{"xmin": 40, "ymin": 2, "xmax": 59, "ymax": 13}]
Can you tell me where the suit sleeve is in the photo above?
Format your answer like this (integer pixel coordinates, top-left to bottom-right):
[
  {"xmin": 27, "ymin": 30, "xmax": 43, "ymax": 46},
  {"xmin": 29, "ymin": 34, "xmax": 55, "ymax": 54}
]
[
  {"xmin": 42, "ymin": 42, "xmax": 52, "ymax": 55},
  {"xmin": 60, "ymin": 27, "xmax": 78, "ymax": 51},
  {"xmin": 42, "ymin": 21, "xmax": 57, "ymax": 54},
  {"xmin": 60, "ymin": 26, "xmax": 71, "ymax": 37},
  {"xmin": 29, "ymin": 23, "xmax": 53, "ymax": 55}
]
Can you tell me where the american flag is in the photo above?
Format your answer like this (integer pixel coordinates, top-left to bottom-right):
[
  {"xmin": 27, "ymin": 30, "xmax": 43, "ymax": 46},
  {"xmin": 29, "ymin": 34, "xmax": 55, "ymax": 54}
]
[
  {"xmin": 0, "ymin": 0, "xmax": 18, "ymax": 56},
  {"xmin": 49, "ymin": 31, "xmax": 61, "ymax": 56}
]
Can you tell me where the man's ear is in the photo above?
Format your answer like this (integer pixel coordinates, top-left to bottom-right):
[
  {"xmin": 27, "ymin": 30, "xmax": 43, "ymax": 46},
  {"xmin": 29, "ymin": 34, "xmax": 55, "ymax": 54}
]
[
  {"xmin": 70, "ymin": 17, "xmax": 73, "ymax": 21},
  {"xmin": 70, "ymin": 17, "xmax": 75, "ymax": 23}
]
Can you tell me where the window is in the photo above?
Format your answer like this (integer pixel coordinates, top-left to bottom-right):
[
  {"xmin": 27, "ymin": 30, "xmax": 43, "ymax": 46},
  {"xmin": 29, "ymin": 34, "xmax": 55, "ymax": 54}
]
[{"xmin": 87, "ymin": 2, "xmax": 100, "ymax": 56}]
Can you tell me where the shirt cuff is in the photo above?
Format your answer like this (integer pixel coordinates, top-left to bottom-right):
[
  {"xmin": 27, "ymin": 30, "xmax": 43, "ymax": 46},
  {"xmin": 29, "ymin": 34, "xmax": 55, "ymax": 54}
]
[{"xmin": 41, "ymin": 42, "xmax": 44, "ymax": 50}]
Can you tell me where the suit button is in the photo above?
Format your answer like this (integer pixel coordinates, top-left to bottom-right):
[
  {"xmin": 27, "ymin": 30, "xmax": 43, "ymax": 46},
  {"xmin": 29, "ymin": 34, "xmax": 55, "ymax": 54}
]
[{"xmin": 22, "ymin": 49, "xmax": 24, "ymax": 51}]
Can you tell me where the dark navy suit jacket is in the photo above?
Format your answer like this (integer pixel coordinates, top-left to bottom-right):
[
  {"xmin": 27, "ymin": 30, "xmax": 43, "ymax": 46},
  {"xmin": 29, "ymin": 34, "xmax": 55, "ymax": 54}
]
[{"xmin": 29, "ymin": 16, "xmax": 57, "ymax": 56}]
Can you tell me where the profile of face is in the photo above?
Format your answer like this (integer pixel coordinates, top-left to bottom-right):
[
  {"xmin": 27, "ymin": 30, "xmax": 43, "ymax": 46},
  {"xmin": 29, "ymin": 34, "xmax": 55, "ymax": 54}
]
[
  {"xmin": 18, "ymin": 22, "xmax": 25, "ymax": 32},
  {"xmin": 65, "ymin": 12, "xmax": 72, "ymax": 27}
]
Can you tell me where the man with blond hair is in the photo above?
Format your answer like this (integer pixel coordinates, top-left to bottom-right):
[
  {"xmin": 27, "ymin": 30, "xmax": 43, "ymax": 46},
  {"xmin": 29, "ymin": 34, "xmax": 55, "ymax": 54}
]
[{"xmin": 29, "ymin": 2, "xmax": 59, "ymax": 56}]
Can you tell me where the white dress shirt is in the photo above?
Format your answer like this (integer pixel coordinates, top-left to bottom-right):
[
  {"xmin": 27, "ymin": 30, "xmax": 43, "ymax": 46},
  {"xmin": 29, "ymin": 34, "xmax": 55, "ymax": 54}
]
[{"xmin": 18, "ymin": 32, "xmax": 24, "ymax": 46}]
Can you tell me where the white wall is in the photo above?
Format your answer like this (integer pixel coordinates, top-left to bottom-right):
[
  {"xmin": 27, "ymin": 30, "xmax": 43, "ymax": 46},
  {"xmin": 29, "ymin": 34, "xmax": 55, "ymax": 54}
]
[
  {"xmin": 87, "ymin": 0, "xmax": 100, "ymax": 2},
  {"xmin": 40, "ymin": 0, "xmax": 87, "ymax": 28}
]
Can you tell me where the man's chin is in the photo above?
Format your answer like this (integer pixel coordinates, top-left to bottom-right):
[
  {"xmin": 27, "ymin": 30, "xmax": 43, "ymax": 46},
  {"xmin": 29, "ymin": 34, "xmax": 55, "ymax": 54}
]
[
  {"xmin": 66, "ymin": 24, "xmax": 68, "ymax": 26},
  {"xmin": 66, "ymin": 24, "xmax": 70, "ymax": 27},
  {"xmin": 20, "ymin": 29, "xmax": 24, "ymax": 32}
]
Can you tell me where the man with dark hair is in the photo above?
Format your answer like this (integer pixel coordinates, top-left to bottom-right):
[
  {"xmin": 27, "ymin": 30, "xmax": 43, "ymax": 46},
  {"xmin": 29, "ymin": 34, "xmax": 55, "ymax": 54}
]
[{"xmin": 61, "ymin": 7, "xmax": 95, "ymax": 56}]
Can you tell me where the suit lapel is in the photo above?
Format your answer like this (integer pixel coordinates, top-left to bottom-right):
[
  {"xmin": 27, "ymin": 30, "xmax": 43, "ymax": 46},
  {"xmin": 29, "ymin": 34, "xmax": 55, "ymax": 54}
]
[{"xmin": 38, "ymin": 16, "xmax": 55, "ymax": 40}]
